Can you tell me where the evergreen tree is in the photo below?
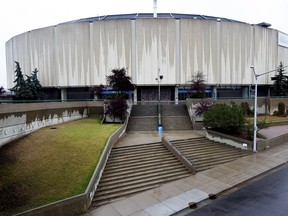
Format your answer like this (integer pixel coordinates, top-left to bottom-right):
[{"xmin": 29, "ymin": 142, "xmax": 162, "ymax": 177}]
[
  {"xmin": 11, "ymin": 61, "xmax": 28, "ymax": 100},
  {"xmin": 11, "ymin": 62, "xmax": 43, "ymax": 100},
  {"xmin": 26, "ymin": 68, "xmax": 43, "ymax": 100},
  {"xmin": 0, "ymin": 86, "xmax": 5, "ymax": 95},
  {"xmin": 271, "ymin": 62, "xmax": 288, "ymax": 96}
]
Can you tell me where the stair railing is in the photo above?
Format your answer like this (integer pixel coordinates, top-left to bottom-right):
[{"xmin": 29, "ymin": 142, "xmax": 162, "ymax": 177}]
[{"xmin": 162, "ymin": 135, "xmax": 195, "ymax": 174}]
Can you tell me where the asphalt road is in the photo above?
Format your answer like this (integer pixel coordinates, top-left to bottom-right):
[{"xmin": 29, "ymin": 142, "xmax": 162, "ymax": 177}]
[{"xmin": 186, "ymin": 165, "xmax": 288, "ymax": 216}]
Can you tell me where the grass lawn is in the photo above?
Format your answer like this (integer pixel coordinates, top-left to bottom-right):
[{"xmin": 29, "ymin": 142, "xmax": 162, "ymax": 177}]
[
  {"xmin": 0, "ymin": 118, "xmax": 121, "ymax": 215},
  {"xmin": 246, "ymin": 115, "xmax": 288, "ymax": 124}
]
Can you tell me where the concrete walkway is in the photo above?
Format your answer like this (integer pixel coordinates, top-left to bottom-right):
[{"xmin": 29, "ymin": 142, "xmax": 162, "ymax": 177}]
[
  {"xmin": 83, "ymin": 128, "xmax": 288, "ymax": 216},
  {"xmin": 258, "ymin": 125, "xmax": 288, "ymax": 139}
]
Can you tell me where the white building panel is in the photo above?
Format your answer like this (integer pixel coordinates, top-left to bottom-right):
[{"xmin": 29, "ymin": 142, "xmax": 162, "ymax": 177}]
[
  {"xmin": 5, "ymin": 14, "xmax": 288, "ymax": 90},
  {"xmin": 91, "ymin": 20, "xmax": 131, "ymax": 85}
]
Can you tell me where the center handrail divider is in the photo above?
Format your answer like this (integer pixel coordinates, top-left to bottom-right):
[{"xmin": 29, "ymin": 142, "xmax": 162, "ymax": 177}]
[{"xmin": 161, "ymin": 135, "xmax": 195, "ymax": 174}]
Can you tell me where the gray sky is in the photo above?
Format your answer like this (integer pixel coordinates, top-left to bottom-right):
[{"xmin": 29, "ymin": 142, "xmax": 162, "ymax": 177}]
[{"xmin": 1, "ymin": 0, "xmax": 288, "ymax": 88}]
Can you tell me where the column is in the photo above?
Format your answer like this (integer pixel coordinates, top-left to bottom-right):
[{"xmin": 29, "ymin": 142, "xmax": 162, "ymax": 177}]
[
  {"xmin": 61, "ymin": 88, "xmax": 67, "ymax": 101},
  {"xmin": 212, "ymin": 86, "xmax": 217, "ymax": 99},
  {"xmin": 175, "ymin": 86, "xmax": 179, "ymax": 104}
]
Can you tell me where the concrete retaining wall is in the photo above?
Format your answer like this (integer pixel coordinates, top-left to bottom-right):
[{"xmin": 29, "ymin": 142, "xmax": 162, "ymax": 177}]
[
  {"xmin": 206, "ymin": 129, "xmax": 288, "ymax": 152},
  {"xmin": 257, "ymin": 133, "xmax": 288, "ymax": 151},
  {"xmin": 0, "ymin": 101, "xmax": 103, "ymax": 147},
  {"xmin": 206, "ymin": 130, "xmax": 253, "ymax": 150}
]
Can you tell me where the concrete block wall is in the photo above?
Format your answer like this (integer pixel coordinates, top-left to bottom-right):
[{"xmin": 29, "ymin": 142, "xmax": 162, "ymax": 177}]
[{"xmin": 0, "ymin": 101, "xmax": 103, "ymax": 147}]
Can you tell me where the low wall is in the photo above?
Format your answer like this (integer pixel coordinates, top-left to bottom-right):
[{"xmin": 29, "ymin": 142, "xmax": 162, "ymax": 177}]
[
  {"xmin": 0, "ymin": 101, "xmax": 103, "ymax": 147},
  {"xmin": 162, "ymin": 135, "xmax": 195, "ymax": 174},
  {"xmin": 257, "ymin": 133, "xmax": 288, "ymax": 151},
  {"xmin": 206, "ymin": 129, "xmax": 288, "ymax": 152},
  {"xmin": 15, "ymin": 194, "xmax": 87, "ymax": 216},
  {"xmin": 268, "ymin": 97, "xmax": 288, "ymax": 115},
  {"xmin": 206, "ymin": 130, "xmax": 253, "ymax": 150}
]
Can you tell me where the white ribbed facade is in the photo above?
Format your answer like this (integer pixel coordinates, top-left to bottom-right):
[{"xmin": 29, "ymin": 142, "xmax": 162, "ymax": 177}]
[{"xmin": 5, "ymin": 14, "xmax": 288, "ymax": 99}]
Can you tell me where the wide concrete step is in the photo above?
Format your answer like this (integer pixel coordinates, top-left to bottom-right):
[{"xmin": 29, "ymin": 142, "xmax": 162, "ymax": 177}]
[
  {"xmin": 111, "ymin": 145, "xmax": 164, "ymax": 155},
  {"xmin": 91, "ymin": 185, "xmax": 157, "ymax": 207},
  {"xmin": 161, "ymin": 104, "xmax": 189, "ymax": 116},
  {"xmin": 97, "ymin": 169, "xmax": 189, "ymax": 190},
  {"xmin": 130, "ymin": 105, "xmax": 158, "ymax": 116},
  {"xmin": 174, "ymin": 143, "xmax": 234, "ymax": 151},
  {"xmin": 101, "ymin": 163, "xmax": 184, "ymax": 181},
  {"xmin": 93, "ymin": 173, "xmax": 190, "ymax": 203},
  {"xmin": 172, "ymin": 139, "xmax": 215, "ymax": 145},
  {"xmin": 184, "ymin": 149, "xmax": 249, "ymax": 159},
  {"xmin": 178, "ymin": 145, "xmax": 245, "ymax": 154},
  {"xmin": 171, "ymin": 137, "xmax": 252, "ymax": 173},
  {"xmin": 192, "ymin": 153, "xmax": 248, "ymax": 163},
  {"xmin": 127, "ymin": 117, "xmax": 158, "ymax": 131},
  {"xmin": 108, "ymin": 150, "xmax": 172, "ymax": 162},
  {"xmin": 106, "ymin": 154, "xmax": 175, "ymax": 168},
  {"xmin": 104, "ymin": 159, "xmax": 181, "ymax": 174},
  {"xmin": 172, "ymin": 137, "xmax": 207, "ymax": 143},
  {"xmin": 110, "ymin": 145, "xmax": 166, "ymax": 156},
  {"xmin": 92, "ymin": 141, "xmax": 192, "ymax": 208},
  {"xmin": 195, "ymin": 157, "xmax": 242, "ymax": 172},
  {"xmin": 162, "ymin": 117, "xmax": 193, "ymax": 130}
]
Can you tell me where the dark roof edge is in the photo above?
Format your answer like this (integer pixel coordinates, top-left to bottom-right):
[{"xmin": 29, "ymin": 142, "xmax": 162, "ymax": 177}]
[{"xmin": 60, "ymin": 13, "xmax": 248, "ymax": 25}]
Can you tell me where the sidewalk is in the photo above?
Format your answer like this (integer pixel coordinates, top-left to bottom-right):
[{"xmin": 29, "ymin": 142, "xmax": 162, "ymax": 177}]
[{"xmin": 83, "ymin": 129, "xmax": 288, "ymax": 216}]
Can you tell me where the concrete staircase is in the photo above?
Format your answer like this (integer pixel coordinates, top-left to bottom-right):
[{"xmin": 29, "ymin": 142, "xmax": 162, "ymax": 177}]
[
  {"xmin": 127, "ymin": 104, "xmax": 193, "ymax": 131},
  {"xmin": 127, "ymin": 105, "xmax": 158, "ymax": 131},
  {"xmin": 91, "ymin": 142, "xmax": 191, "ymax": 208},
  {"xmin": 161, "ymin": 104, "xmax": 193, "ymax": 130},
  {"xmin": 171, "ymin": 137, "xmax": 251, "ymax": 172}
]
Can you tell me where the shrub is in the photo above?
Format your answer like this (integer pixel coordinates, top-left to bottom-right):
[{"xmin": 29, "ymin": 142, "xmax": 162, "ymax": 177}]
[
  {"xmin": 203, "ymin": 103, "xmax": 245, "ymax": 132},
  {"xmin": 240, "ymin": 102, "xmax": 253, "ymax": 116},
  {"xmin": 194, "ymin": 101, "xmax": 213, "ymax": 117},
  {"xmin": 278, "ymin": 102, "xmax": 286, "ymax": 116}
]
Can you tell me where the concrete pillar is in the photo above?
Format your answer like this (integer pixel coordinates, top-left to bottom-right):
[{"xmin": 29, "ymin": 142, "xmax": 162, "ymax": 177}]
[
  {"xmin": 242, "ymin": 86, "xmax": 249, "ymax": 98},
  {"xmin": 212, "ymin": 86, "xmax": 217, "ymax": 99},
  {"xmin": 267, "ymin": 88, "xmax": 271, "ymax": 97},
  {"xmin": 175, "ymin": 19, "xmax": 181, "ymax": 84},
  {"xmin": 217, "ymin": 19, "xmax": 222, "ymax": 82},
  {"xmin": 61, "ymin": 88, "xmax": 67, "ymax": 101},
  {"xmin": 133, "ymin": 88, "xmax": 137, "ymax": 105},
  {"xmin": 175, "ymin": 86, "xmax": 179, "ymax": 104},
  {"xmin": 89, "ymin": 21, "xmax": 94, "ymax": 85},
  {"xmin": 131, "ymin": 19, "xmax": 136, "ymax": 86}
]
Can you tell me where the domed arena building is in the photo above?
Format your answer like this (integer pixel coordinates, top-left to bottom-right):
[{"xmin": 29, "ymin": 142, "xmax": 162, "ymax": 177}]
[{"xmin": 5, "ymin": 13, "xmax": 288, "ymax": 102}]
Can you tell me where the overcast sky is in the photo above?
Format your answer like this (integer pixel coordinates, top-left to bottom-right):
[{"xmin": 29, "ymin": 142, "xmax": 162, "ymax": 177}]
[{"xmin": 1, "ymin": 0, "xmax": 288, "ymax": 88}]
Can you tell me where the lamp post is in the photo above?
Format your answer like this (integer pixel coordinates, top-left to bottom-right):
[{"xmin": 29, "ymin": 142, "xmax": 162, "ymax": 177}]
[
  {"xmin": 157, "ymin": 75, "xmax": 163, "ymax": 102},
  {"xmin": 156, "ymin": 72, "xmax": 163, "ymax": 131},
  {"xmin": 250, "ymin": 65, "xmax": 285, "ymax": 152},
  {"xmin": 250, "ymin": 66, "xmax": 258, "ymax": 153}
]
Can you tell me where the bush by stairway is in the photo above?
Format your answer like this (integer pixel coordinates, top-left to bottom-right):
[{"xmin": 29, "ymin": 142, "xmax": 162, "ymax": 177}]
[{"xmin": 203, "ymin": 102, "xmax": 245, "ymax": 133}]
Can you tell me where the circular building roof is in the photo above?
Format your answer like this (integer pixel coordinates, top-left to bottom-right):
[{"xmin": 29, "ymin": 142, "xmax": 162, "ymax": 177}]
[{"xmin": 62, "ymin": 13, "xmax": 247, "ymax": 25}]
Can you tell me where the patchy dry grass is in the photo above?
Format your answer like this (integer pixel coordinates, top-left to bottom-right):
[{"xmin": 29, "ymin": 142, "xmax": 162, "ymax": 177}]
[
  {"xmin": 0, "ymin": 118, "xmax": 121, "ymax": 215},
  {"xmin": 246, "ymin": 115, "xmax": 288, "ymax": 124}
]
